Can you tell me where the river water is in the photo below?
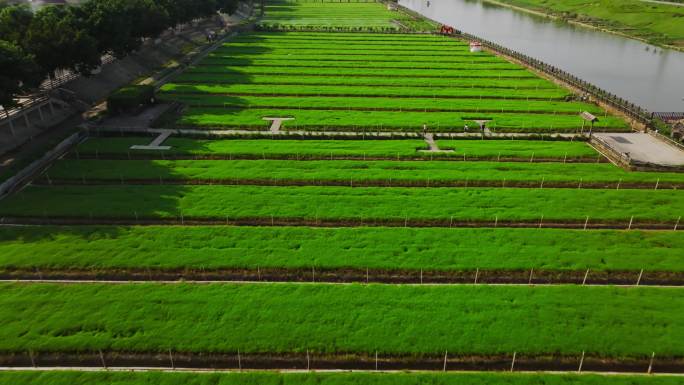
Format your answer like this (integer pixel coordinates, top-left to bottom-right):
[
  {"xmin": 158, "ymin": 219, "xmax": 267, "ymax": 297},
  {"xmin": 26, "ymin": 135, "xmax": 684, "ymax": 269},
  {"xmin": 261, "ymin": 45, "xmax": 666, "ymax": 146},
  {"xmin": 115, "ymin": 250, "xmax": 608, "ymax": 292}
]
[{"xmin": 399, "ymin": 0, "xmax": 684, "ymax": 112}]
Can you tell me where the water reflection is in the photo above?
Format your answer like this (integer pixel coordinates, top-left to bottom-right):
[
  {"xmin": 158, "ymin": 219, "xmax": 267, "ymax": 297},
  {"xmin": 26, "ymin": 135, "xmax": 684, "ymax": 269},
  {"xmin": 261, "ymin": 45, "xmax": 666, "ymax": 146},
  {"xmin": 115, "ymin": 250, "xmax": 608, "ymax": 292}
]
[{"xmin": 400, "ymin": 0, "xmax": 684, "ymax": 112}]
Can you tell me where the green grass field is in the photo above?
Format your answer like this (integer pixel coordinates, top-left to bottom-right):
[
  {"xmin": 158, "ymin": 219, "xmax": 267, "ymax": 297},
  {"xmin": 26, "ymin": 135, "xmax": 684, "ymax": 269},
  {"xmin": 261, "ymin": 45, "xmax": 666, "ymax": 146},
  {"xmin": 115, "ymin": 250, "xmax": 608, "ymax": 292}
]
[
  {"xmin": 166, "ymin": 94, "xmax": 603, "ymax": 114},
  {"xmin": 76, "ymin": 137, "xmax": 599, "ymax": 160},
  {"xmin": 162, "ymin": 82, "xmax": 571, "ymax": 100},
  {"xmin": 43, "ymin": 159, "xmax": 684, "ymax": 187},
  {"xmin": 157, "ymin": 31, "xmax": 628, "ymax": 133},
  {"xmin": 0, "ymin": 1, "xmax": 676, "ymax": 378},
  {"xmin": 2, "ymin": 185, "xmax": 683, "ymax": 223},
  {"xmin": 2, "ymin": 283, "xmax": 683, "ymax": 356},
  {"xmin": 2, "ymin": 371, "xmax": 683, "ymax": 385},
  {"xmin": 259, "ymin": 1, "xmax": 436, "ymax": 31},
  {"xmin": 1, "ymin": 225, "xmax": 682, "ymax": 271},
  {"xmin": 175, "ymin": 108, "xmax": 627, "ymax": 132}
]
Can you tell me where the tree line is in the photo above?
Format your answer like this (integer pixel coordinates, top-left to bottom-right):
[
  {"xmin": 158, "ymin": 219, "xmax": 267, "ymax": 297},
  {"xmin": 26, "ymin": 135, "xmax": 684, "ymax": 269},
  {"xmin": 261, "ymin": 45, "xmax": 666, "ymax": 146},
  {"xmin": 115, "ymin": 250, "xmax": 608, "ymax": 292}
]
[{"xmin": 0, "ymin": 0, "xmax": 240, "ymax": 109}]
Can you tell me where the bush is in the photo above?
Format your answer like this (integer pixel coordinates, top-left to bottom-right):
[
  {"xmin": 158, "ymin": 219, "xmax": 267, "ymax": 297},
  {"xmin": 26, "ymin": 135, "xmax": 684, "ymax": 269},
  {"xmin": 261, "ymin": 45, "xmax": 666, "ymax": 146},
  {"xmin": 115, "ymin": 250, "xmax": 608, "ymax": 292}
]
[{"xmin": 107, "ymin": 85, "xmax": 155, "ymax": 114}]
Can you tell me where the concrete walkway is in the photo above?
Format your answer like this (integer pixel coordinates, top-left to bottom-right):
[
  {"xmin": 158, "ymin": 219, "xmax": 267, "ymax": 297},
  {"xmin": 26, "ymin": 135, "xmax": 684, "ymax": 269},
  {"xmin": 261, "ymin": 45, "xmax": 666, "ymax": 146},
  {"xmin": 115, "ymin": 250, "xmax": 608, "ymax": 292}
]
[
  {"xmin": 594, "ymin": 133, "xmax": 684, "ymax": 166},
  {"xmin": 102, "ymin": 126, "xmax": 590, "ymax": 140},
  {"xmin": 420, "ymin": 133, "xmax": 454, "ymax": 153}
]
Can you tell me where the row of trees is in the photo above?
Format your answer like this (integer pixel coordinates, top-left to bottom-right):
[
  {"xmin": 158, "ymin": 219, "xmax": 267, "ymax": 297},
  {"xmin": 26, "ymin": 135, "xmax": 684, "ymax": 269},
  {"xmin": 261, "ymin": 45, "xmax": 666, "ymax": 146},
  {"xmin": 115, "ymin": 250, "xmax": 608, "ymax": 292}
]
[{"xmin": 0, "ymin": 0, "xmax": 240, "ymax": 108}]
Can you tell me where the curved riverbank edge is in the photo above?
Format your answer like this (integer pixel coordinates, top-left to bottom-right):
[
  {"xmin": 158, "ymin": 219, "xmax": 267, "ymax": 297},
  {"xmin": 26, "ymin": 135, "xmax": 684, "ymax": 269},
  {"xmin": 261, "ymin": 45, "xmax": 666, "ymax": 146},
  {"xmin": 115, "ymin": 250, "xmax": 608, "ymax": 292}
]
[{"xmin": 478, "ymin": 0, "xmax": 684, "ymax": 53}]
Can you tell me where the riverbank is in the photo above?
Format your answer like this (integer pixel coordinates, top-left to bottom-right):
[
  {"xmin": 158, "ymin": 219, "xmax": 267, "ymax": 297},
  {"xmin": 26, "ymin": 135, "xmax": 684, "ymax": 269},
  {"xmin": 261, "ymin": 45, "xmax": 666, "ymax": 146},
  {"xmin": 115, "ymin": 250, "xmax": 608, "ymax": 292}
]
[{"xmin": 481, "ymin": 0, "xmax": 684, "ymax": 51}]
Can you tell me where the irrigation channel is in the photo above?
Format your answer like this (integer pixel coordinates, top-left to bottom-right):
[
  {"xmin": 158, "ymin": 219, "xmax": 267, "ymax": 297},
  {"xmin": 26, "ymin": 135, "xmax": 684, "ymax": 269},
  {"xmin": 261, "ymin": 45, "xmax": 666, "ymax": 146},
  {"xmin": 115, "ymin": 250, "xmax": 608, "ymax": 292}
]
[{"xmin": 399, "ymin": 0, "xmax": 684, "ymax": 113}]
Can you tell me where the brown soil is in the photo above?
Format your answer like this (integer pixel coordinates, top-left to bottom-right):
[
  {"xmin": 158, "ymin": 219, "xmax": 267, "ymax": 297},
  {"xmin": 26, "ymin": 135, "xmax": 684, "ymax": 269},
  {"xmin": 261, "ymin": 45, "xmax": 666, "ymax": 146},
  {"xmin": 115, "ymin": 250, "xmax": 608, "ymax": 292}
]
[
  {"xmin": 2, "ymin": 267, "xmax": 683, "ymax": 286},
  {"xmin": 1, "ymin": 351, "xmax": 681, "ymax": 373},
  {"xmin": 0, "ymin": 216, "xmax": 680, "ymax": 230}
]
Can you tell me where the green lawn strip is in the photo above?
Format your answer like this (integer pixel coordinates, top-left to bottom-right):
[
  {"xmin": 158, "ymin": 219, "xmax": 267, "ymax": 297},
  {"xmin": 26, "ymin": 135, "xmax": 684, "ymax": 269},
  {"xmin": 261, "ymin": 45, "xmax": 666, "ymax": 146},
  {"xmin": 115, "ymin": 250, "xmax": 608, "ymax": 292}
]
[
  {"xmin": 2, "ymin": 185, "xmax": 682, "ymax": 223},
  {"xmin": 163, "ymin": 94, "xmax": 603, "ymax": 115},
  {"xmin": 44, "ymin": 159, "xmax": 682, "ymax": 187},
  {"xmin": 196, "ymin": 59, "xmax": 522, "ymax": 70},
  {"xmin": 75, "ymin": 138, "xmax": 596, "ymax": 160},
  {"xmin": 176, "ymin": 108, "xmax": 629, "ymax": 132},
  {"xmin": 226, "ymin": 36, "xmax": 468, "ymax": 46},
  {"xmin": 266, "ymin": 0, "xmax": 447, "ymax": 30},
  {"xmin": 436, "ymin": 139, "xmax": 597, "ymax": 158},
  {"xmin": 1, "ymin": 282, "xmax": 683, "ymax": 356},
  {"xmin": 221, "ymin": 42, "xmax": 470, "ymax": 53},
  {"xmin": 172, "ymin": 73, "xmax": 557, "ymax": 89},
  {"xmin": 183, "ymin": 65, "xmax": 534, "ymax": 78},
  {"xmin": 161, "ymin": 83, "xmax": 569, "ymax": 100},
  {"xmin": 76, "ymin": 138, "xmax": 428, "ymax": 157},
  {"xmin": 205, "ymin": 52, "xmax": 507, "ymax": 63},
  {"xmin": 2, "ymin": 225, "xmax": 683, "ymax": 271},
  {"xmin": 261, "ymin": 3, "xmax": 398, "ymax": 27},
  {"xmin": 1, "ymin": 371, "xmax": 682, "ymax": 385},
  {"xmin": 233, "ymin": 32, "xmax": 460, "ymax": 43}
]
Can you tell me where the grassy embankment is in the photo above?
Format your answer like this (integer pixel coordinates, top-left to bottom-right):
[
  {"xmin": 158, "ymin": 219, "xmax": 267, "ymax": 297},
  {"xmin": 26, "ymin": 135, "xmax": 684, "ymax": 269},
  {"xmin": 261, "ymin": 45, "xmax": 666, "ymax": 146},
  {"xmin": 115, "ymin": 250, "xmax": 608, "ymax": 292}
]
[
  {"xmin": 42, "ymin": 158, "xmax": 684, "ymax": 187},
  {"xmin": 1, "ymin": 283, "xmax": 683, "ymax": 357},
  {"xmin": 74, "ymin": 137, "xmax": 599, "ymax": 160},
  {"xmin": 1, "ymin": 225, "xmax": 683, "ymax": 271},
  {"xmin": 2, "ymin": 185, "xmax": 683, "ymax": 223},
  {"xmin": 488, "ymin": 0, "xmax": 684, "ymax": 48}
]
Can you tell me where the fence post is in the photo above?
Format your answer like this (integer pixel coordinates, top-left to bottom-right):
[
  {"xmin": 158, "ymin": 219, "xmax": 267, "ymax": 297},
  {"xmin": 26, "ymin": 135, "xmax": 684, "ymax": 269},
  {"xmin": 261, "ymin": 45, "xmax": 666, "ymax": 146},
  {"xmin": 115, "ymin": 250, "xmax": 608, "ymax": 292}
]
[
  {"xmin": 648, "ymin": 352, "xmax": 655, "ymax": 374},
  {"xmin": 99, "ymin": 349, "xmax": 106, "ymax": 369},
  {"xmin": 443, "ymin": 350, "xmax": 448, "ymax": 371}
]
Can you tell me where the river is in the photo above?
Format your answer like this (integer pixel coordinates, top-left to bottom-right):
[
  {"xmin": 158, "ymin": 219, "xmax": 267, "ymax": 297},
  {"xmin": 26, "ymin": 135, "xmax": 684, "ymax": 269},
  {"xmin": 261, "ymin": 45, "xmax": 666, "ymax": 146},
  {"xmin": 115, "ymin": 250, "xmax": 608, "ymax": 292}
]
[{"xmin": 399, "ymin": 0, "xmax": 684, "ymax": 112}]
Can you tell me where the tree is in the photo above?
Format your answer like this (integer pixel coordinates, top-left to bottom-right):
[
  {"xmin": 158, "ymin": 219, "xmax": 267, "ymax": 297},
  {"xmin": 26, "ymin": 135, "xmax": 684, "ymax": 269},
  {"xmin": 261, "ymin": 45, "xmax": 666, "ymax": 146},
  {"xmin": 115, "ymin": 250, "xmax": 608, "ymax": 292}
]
[
  {"xmin": 77, "ymin": 0, "xmax": 169, "ymax": 58},
  {"xmin": 24, "ymin": 6, "xmax": 101, "ymax": 77},
  {"xmin": 0, "ymin": 4, "xmax": 33, "ymax": 46},
  {"xmin": 0, "ymin": 40, "xmax": 43, "ymax": 109},
  {"xmin": 216, "ymin": 0, "xmax": 240, "ymax": 15}
]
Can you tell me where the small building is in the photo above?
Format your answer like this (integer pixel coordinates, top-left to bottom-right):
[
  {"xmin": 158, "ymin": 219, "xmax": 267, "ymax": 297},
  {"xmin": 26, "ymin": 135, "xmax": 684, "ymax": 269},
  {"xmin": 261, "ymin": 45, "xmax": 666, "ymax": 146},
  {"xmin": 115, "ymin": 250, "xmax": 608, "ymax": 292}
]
[
  {"xmin": 672, "ymin": 119, "xmax": 684, "ymax": 141},
  {"xmin": 469, "ymin": 41, "xmax": 482, "ymax": 53}
]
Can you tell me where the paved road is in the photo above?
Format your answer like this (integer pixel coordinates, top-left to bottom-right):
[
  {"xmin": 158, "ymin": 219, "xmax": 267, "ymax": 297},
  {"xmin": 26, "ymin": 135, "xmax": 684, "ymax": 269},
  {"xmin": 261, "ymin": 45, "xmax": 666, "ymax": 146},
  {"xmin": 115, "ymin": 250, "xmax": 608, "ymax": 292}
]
[{"xmin": 594, "ymin": 133, "xmax": 684, "ymax": 166}]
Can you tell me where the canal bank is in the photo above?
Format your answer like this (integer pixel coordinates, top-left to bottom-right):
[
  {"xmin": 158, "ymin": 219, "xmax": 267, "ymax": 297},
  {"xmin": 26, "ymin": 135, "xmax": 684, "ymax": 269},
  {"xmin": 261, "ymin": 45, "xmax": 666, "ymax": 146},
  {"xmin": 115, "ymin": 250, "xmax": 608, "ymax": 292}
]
[{"xmin": 480, "ymin": 0, "xmax": 684, "ymax": 52}]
